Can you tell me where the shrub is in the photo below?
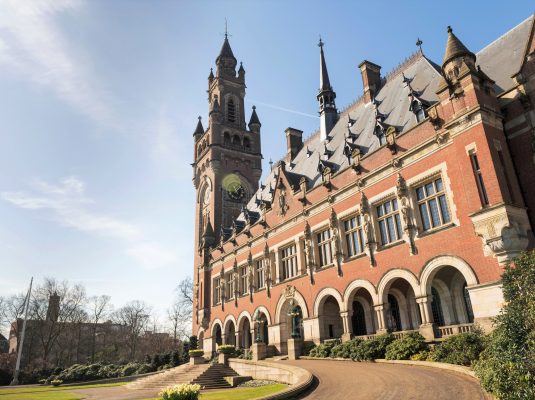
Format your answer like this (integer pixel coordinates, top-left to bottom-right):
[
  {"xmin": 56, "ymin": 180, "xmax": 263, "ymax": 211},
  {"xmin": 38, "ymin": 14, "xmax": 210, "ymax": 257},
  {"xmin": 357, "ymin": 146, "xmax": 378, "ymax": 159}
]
[
  {"xmin": 385, "ymin": 332, "xmax": 427, "ymax": 360},
  {"xmin": 309, "ymin": 341, "xmax": 336, "ymax": 358},
  {"xmin": 218, "ymin": 345, "xmax": 235, "ymax": 355},
  {"xmin": 430, "ymin": 331, "xmax": 485, "ymax": 366},
  {"xmin": 410, "ymin": 350, "xmax": 431, "ymax": 361},
  {"xmin": 121, "ymin": 363, "xmax": 139, "ymax": 377},
  {"xmin": 188, "ymin": 349, "xmax": 204, "ymax": 358},
  {"xmin": 474, "ymin": 251, "xmax": 535, "ymax": 400},
  {"xmin": 301, "ymin": 342, "xmax": 316, "ymax": 357},
  {"xmin": 159, "ymin": 383, "xmax": 201, "ymax": 400},
  {"xmin": 362, "ymin": 334, "xmax": 395, "ymax": 360},
  {"xmin": 51, "ymin": 379, "xmax": 63, "ymax": 387}
]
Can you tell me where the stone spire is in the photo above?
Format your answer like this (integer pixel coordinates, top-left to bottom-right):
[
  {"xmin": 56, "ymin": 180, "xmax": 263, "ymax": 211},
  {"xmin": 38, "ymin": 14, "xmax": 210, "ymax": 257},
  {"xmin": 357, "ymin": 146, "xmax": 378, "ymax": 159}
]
[
  {"xmin": 193, "ymin": 116, "xmax": 204, "ymax": 138},
  {"xmin": 317, "ymin": 38, "xmax": 337, "ymax": 141},
  {"xmin": 216, "ymin": 34, "xmax": 237, "ymax": 77},
  {"xmin": 442, "ymin": 26, "xmax": 475, "ymax": 70},
  {"xmin": 248, "ymin": 105, "xmax": 261, "ymax": 132}
]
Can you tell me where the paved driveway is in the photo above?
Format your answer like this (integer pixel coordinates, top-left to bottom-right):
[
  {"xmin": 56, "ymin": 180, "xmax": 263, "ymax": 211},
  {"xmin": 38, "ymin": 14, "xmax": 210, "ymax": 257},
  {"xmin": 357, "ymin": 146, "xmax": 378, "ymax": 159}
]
[{"xmin": 284, "ymin": 359, "xmax": 491, "ymax": 400}]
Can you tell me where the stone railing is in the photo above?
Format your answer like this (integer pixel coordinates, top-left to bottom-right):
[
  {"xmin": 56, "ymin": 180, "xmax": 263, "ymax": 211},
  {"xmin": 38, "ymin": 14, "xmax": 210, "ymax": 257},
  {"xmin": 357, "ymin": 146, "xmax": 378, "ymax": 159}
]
[
  {"xmin": 437, "ymin": 323, "xmax": 475, "ymax": 338},
  {"xmin": 228, "ymin": 358, "xmax": 313, "ymax": 400},
  {"xmin": 392, "ymin": 329, "xmax": 419, "ymax": 340}
]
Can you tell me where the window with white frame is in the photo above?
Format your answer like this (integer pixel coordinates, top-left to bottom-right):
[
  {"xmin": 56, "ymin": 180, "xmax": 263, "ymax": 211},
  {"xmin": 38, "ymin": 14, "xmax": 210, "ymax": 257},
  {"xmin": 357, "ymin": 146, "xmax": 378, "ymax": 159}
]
[
  {"xmin": 239, "ymin": 265, "xmax": 248, "ymax": 295},
  {"xmin": 281, "ymin": 244, "xmax": 298, "ymax": 280},
  {"xmin": 344, "ymin": 215, "xmax": 365, "ymax": 257},
  {"xmin": 316, "ymin": 229, "xmax": 333, "ymax": 267},
  {"xmin": 213, "ymin": 277, "xmax": 221, "ymax": 305},
  {"xmin": 415, "ymin": 177, "xmax": 451, "ymax": 231},
  {"xmin": 225, "ymin": 272, "xmax": 234, "ymax": 300},
  {"xmin": 255, "ymin": 259, "xmax": 265, "ymax": 290},
  {"xmin": 376, "ymin": 198, "xmax": 403, "ymax": 245}
]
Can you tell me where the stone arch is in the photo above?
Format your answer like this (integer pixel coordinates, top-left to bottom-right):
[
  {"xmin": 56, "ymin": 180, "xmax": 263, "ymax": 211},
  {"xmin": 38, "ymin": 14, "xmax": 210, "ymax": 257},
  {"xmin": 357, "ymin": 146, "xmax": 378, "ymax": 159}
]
[
  {"xmin": 343, "ymin": 279, "xmax": 379, "ymax": 311},
  {"xmin": 420, "ymin": 255, "xmax": 478, "ymax": 295},
  {"xmin": 237, "ymin": 311, "xmax": 253, "ymax": 349},
  {"xmin": 252, "ymin": 305, "xmax": 272, "ymax": 325},
  {"xmin": 223, "ymin": 315, "xmax": 237, "ymax": 346},
  {"xmin": 237, "ymin": 310, "xmax": 252, "ymax": 329},
  {"xmin": 377, "ymin": 268, "xmax": 421, "ymax": 304},
  {"xmin": 211, "ymin": 319, "xmax": 223, "ymax": 336},
  {"xmin": 275, "ymin": 289, "xmax": 309, "ymax": 323},
  {"xmin": 314, "ymin": 287, "xmax": 344, "ymax": 315}
]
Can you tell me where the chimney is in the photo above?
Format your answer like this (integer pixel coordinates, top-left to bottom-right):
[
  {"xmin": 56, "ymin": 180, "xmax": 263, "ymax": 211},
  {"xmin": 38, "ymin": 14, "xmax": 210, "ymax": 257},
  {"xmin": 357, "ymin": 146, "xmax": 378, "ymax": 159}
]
[
  {"xmin": 285, "ymin": 127, "xmax": 304, "ymax": 161},
  {"xmin": 358, "ymin": 60, "xmax": 382, "ymax": 103}
]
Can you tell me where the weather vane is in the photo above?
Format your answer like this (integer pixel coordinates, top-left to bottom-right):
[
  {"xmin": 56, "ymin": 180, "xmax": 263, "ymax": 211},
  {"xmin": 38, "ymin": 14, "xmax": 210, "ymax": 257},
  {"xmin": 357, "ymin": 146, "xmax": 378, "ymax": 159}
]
[
  {"xmin": 224, "ymin": 18, "xmax": 231, "ymax": 38},
  {"xmin": 416, "ymin": 38, "xmax": 423, "ymax": 53}
]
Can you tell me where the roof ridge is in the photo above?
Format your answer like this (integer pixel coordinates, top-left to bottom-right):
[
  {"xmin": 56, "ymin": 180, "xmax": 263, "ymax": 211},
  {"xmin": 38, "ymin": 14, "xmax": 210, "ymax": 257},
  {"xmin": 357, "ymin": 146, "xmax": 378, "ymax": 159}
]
[
  {"xmin": 476, "ymin": 14, "xmax": 534, "ymax": 55},
  {"xmin": 382, "ymin": 50, "xmax": 423, "ymax": 83}
]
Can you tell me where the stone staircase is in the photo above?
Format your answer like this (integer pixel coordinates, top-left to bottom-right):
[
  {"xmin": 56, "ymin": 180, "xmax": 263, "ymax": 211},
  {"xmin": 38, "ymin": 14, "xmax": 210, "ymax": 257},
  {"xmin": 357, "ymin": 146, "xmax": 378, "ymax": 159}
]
[{"xmin": 126, "ymin": 362, "xmax": 239, "ymax": 391}]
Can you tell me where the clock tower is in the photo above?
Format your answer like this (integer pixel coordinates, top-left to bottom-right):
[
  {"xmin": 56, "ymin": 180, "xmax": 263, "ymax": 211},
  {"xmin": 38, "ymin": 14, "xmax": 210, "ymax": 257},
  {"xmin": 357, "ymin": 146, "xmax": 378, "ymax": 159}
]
[{"xmin": 192, "ymin": 34, "xmax": 262, "ymax": 327}]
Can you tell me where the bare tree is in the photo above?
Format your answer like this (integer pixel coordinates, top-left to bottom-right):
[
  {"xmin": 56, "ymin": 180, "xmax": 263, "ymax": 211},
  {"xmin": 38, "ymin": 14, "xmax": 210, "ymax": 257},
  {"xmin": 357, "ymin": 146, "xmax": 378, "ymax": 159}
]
[
  {"xmin": 113, "ymin": 300, "xmax": 152, "ymax": 361},
  {"xmin": 0, "ymin": 293, "xmax": 28, "ymax": 353},
  {"xmin": 87, "ymin": 295, "xmax": 111, "ymax": 362},
  {"xmin": 31, "ymin": 278, "xmax": 86, "ymax": 365},
  {"xmin": 168, "ymin": 277, "xmax": 193, "ymax": 345}
]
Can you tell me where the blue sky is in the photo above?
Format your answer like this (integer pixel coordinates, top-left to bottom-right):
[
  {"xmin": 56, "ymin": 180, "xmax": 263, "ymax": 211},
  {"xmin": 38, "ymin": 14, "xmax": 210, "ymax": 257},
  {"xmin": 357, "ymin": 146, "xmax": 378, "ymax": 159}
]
[{"xmin": 0, "ymin": 1, "xmax": 533, "ymax": 326}]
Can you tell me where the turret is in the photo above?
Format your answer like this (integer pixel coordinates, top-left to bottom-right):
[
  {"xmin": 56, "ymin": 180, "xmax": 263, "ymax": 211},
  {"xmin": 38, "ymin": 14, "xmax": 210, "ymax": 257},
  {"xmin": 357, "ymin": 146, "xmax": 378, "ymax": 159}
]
[
  {"xmin": 193, "ymin": 116, "xmax": 204, "ymax": 141},
  {"xmin": 248, "ymin": 105, "xmax": 261, "ymax": 133},
  {"xmin": 442, "ymin": 26, "xmax": 476, "ymax": 81}
]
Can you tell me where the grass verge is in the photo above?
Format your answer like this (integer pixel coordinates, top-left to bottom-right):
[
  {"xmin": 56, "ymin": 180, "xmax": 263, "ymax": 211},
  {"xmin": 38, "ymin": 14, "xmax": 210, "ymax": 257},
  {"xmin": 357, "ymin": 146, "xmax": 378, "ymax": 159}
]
[{"xmin": 0, "ymin": 382, "xmax": 126, "ymax": 399}]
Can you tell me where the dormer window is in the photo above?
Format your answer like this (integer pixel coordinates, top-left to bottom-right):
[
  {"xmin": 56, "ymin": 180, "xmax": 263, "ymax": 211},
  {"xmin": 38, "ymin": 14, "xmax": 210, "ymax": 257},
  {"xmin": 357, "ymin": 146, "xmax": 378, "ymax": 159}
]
[
  {"xmin": 227, "ymin": 98, "xmax": 236, "ymax": 123},
  {"xmin": 375, "ymin": 125, "xmax": 385, "ymax": 145}
]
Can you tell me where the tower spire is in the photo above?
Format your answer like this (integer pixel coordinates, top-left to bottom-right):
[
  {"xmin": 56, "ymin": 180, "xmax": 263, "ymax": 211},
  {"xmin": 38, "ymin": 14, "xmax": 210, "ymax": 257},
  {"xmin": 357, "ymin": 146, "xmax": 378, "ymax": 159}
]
[
  {"xmin": 442, "ymin": 26, "xmax": 475, "ymax": 69},
  {"xmin": 317, "ymin": 37, "xmax": 337, "ymax": 141}
]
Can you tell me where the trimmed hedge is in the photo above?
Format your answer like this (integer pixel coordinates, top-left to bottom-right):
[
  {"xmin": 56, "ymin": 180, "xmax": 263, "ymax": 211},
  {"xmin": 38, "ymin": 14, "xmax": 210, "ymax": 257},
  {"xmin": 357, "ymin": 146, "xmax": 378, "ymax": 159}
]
[
  {"xmin": 429, "ymin": 331, "xmax": 485, "ymax": 366},
  {"xmin": 308, "ymin": 334, "xmax": 395, "ymax": 361},
  {"xmin": 385, "ymin": 332, "xmax": 427, "ymax": 360},
  {"xmin": 218, "ymin": 345, "xmax": 235, "ymax": 355}
]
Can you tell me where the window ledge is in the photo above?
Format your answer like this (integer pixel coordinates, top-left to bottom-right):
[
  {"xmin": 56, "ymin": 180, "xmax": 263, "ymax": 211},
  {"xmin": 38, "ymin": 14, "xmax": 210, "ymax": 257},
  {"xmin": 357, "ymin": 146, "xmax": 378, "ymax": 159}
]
[
  {"xmin": 377, "ymin": 239, "xmax": 405, "ymax": 251},
  {"xmin": 343, "ymin": 253, "xmax": 367, "ymax": 263},
  {"xmin": 417, "ymin": 222, "xmax": 456, "ymax": 238}
]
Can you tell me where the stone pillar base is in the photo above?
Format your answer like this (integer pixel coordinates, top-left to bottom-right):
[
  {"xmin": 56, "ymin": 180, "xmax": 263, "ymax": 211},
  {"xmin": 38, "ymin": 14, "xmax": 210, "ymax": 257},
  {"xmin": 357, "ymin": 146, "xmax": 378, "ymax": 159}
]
[
  {"xmin": 190, "ymin": 356, "xmax": 205, "ymax": 365},
  {"xmin": 287, "ymin": 338, "xmax": 302, "ymax": 360},
  {"xmin": 419, "ymin": 323, "xmax": 436, "ymax": 341},
  {"xmin": 218, "ymin": 353, "xmax": 230, "ymax": 365},
  {"xmin": 251, "ymin": 342, "xmax": 266, "ymax": 361},
  {"xmin": 341, "ymin": 333, "xmax": 352, "ymax": 342},
  {"xmin": 376, "ymin": 328, "xmax": 388, "ymax": 335}
]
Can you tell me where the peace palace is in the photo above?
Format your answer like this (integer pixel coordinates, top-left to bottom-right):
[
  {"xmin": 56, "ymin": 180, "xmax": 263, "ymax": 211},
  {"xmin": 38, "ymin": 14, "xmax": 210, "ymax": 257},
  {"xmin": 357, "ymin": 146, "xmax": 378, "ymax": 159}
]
[{"xmin": 191, "ymin": 15, "xmax": 535, "ymax": 358}]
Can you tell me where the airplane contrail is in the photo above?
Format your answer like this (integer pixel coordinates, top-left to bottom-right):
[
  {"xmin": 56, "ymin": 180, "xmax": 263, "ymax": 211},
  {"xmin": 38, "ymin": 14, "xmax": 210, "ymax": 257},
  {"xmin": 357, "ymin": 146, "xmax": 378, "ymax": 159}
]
[{"xmin": 247, "ymin": 99, "xmax": 319, "ymax": 119}]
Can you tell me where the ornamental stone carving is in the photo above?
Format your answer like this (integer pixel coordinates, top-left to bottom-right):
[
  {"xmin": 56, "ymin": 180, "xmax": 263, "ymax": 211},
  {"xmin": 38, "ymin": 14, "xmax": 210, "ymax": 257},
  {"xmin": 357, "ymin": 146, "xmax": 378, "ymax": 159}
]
[
  {"xmin": 396, "ymin": 173, "xmax": 417, "ymax": 255},
  {"xmin": 470, "ymin": 204, "xmax": 530, "ymax": 265},
  {"xmin": 303, "ymin": 221, "xmax": 315, "ymax": 283},
  {"xmin": 329, "ymin": 208, "xmax": 343, "ymax": 276},
  {"xmin": 284, "ymin": 285, "xmax": 296, "ymax": 299},
  {"xmin": 263, "ymin": 243, "xmax": 272, "ymax": 297},
  {"xmin": 360, "ymin": 193, "xmax": 376, "ymax": 266}
]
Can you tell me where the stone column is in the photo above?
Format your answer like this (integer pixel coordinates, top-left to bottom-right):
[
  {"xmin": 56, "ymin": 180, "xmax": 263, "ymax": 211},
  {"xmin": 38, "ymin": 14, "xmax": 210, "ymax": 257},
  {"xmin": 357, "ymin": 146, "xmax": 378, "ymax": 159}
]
[
  {"xmin": 287, "ymin": 338, "xmax": 302, "ymax": 360},
  {"xmin": 340, "ymin": 311, "xmax": 352, "ymax": 342},
  {"xmin": 235, "ymin": 332, "xmax": 240, "ymax": 348},
  {"xmin": 251, "ymin": 342, "xmax": 266, "ymax": 361},
  {"xmin": 417, "ymin": 296, "xmax": 435, "ymax": 341},
  {"xmin": 374, "ymin": 304, "xmax": 387, "ymax": 334}
]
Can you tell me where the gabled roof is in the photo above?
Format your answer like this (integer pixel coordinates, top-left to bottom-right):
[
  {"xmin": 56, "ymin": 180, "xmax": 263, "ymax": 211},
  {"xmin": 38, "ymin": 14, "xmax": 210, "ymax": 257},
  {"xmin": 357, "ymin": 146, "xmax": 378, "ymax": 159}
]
[
  {"xmin": 234, "ymin": 52, "xmax": 441, "ymax": 223},
  {"xmin": 477, "ymin": 14, "xmax": 534, "ymax": 93}
]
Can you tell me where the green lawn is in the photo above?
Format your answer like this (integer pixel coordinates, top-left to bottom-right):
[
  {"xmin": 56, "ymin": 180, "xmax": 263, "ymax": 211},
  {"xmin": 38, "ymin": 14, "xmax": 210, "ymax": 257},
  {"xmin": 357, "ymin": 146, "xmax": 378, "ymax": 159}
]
[
  {"xmin": 0, "ymin": 382, "xmax": 126, "ymax": 400},
  {"xmin": 144, "ymin": 383, "xmax": 288, "ymax": 400},
  {"xmin": 0, "ymin": 382, "xmax": 287, "ymax": 400}
]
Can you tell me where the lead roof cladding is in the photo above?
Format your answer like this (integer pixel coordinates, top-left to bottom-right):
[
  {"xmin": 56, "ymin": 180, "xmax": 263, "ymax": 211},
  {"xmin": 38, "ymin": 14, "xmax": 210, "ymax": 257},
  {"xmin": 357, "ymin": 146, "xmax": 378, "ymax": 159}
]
[{"xmin": 232, "ymin": 15, "xmax": 534, "ymax": 226}]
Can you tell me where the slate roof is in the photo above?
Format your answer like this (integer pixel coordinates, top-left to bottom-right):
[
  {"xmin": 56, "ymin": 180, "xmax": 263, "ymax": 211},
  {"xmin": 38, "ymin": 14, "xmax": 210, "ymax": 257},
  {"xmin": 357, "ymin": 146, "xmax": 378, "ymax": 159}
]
[
  {"xmin": 477, "ymin": 14, "xmax": 534, "ymax": 93},
  {"xmin": 230, "ymin": 15, "xmax": 534, "ymax": 227}
]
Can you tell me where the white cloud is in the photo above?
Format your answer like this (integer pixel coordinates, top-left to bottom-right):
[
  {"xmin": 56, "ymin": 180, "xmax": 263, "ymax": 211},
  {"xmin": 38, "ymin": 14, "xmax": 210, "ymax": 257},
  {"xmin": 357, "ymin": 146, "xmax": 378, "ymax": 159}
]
[
  {"xmin": 0, "ymin": 0, "xmax": 117, "ymax": 127},
  {"xmin": 1, "ymin": 176, "xmax": 177, "ymax": 269}
]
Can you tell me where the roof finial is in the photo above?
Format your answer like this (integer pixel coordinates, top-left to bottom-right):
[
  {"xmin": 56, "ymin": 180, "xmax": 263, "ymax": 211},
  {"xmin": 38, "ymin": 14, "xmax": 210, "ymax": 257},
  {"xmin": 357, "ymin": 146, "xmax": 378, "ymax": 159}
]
[
  {"xmin": 318, "ymin": 35, "xmax": 324, "ymax": 48},
  {"xmin": 416, "ymin": 38, "xmax": 423, "ymax": 53},
  {"xmin": 269, "ymin": 158, "xmax": 273, "ymax": 171},
  {"xmin": 225, "ymin": 18, "xmax": 228, "ymax": 38},
  {"xmin": 447, "ymin": 25, "xmax": 453, "ymax": 34}
]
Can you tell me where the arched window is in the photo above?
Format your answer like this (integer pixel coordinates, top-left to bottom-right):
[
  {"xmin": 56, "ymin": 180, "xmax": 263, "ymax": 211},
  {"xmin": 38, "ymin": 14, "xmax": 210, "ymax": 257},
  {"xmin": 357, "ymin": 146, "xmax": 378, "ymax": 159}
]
[
  {"xmin": 214, "ymin": 325, "xmax": 222, "ymax": 345},
  {"xmin": 463, "ymin": 283, "xmax": 474, "ymax": 323},
  {"xmin": 431, "ymin": 287, "xmax": 445, "ymax": 326},
  {"xmin": 227, "ymin": 98, "xmax": 236, "ymax": 123},
  {"xmin": 388, "ymin": 294, "xmax": 402, "ymax": 332},
  {"xmin": 243, "ymin": 136, "xmax": 251, "ymax": 150},
  {"xmin": 351, "ymin": 301, "xmax": 367, "ymax": 336},
  {"xmin": 232, "ymin": 135, "xmax": 241, "ymax": 146},
  {"xmin": 197, "ymin": 145, "xmax": 202, "ymax": 156},
  {"xmin": 224, "ymin": 132, "xmax": 231, "ymax": 145}
]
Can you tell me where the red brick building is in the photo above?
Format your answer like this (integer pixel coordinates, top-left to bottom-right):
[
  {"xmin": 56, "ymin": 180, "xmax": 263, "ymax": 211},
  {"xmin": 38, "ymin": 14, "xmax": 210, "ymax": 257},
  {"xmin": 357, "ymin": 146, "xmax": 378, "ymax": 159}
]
[{"xmin": 191, "ymin": 16, "xmax": 535, "ymax": 356}]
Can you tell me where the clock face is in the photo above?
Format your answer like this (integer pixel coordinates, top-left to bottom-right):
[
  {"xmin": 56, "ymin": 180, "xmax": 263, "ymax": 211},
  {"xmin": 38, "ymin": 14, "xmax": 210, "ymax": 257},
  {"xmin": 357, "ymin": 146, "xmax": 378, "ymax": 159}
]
[{"xmin": 227, "ymin": 181, "xmax": 245, "ymax": 201}]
